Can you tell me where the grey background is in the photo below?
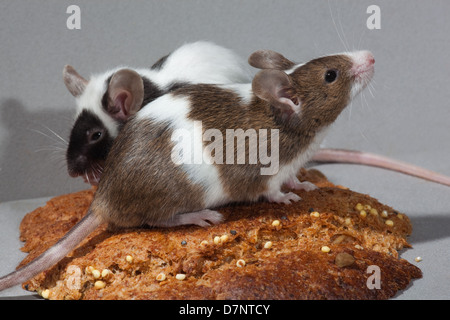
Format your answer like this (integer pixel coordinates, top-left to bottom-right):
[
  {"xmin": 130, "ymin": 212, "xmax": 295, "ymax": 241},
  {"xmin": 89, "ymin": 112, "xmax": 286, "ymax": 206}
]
[{"xmin": 0, "ymin": 0, "xmax": 449, "ymax": 299}]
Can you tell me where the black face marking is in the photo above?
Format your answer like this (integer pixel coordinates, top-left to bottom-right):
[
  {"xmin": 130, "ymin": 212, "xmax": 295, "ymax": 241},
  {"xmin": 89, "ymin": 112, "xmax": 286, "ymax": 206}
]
[
  {"xmin": 101, "ymin": 75, "xmax": 113, "ymax": 113},
  {"xmin": 150, "ymin": 53, "xmax": 170, "ymax": 70},
  {"xmin": 66, "ymin": 110, "xmax": 114, "ymax": 180}
]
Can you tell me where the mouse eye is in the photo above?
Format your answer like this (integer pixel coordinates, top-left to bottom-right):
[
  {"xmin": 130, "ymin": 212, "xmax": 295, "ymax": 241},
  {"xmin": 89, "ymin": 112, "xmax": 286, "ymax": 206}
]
[
  {"xmin": 88, "ymin": 130, "xmax": 103, "ymax": 144},
  {"xmin": 324, "ymin": 69, "xmax": 338, "ymax": 83},
  {"xmin": 92, "ymin": 131, "xmax": 102, "ymax": 141}
]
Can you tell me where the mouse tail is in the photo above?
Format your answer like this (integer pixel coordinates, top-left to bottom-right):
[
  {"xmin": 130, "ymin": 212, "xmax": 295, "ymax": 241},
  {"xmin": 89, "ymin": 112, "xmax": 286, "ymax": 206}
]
[
  {"xmin": 0, "ymin": 209, "xmax": 102, "ymax": 292},
  {"xmin": 311, "ymin": 148, "xmax": 450, "ymax": 187}
]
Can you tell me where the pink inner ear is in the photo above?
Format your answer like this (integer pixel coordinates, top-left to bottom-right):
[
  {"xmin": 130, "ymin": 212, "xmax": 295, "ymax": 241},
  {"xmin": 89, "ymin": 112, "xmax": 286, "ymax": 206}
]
[
  {"xmin": 112, "ymin": 91, "xmax": 132, "ymax": 121},
  {"xmin": 276, "ymin": 87, "xmax": 301, "ymax": 114},
  {"xmin": 278, "ymin": 97, "xmax": 301, "ymax": 114}
]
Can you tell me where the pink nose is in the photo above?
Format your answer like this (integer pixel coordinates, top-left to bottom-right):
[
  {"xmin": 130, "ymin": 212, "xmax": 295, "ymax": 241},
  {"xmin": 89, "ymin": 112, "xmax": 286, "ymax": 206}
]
[
  {"xmin": 359, "ymin": 51, "xmax": 375, "ymax": 65},
  {"xmin": 349, "ymin": 51, "xmax": 375, "ymax": 81}
]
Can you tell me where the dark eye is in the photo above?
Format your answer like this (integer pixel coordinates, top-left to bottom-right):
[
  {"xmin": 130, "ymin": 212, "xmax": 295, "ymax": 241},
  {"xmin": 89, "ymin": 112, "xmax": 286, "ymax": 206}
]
[
  {"xmin": 92, "ymin": 131, "xmax": 102, "ymax": 141},
  {"xmin": 325, "ymin": 69, "xmax": 338, "ymax": 83},
  {"xmin": 88, "ymin": 130, "xmax": 103, "ymax": 143}
]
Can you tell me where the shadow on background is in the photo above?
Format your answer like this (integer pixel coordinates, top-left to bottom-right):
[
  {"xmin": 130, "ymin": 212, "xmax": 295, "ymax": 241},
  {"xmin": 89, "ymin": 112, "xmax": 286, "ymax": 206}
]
[
  {"xmin": 408, "ymin": 214, "xmax": 450, "ymax": 244},
  {"xmin": 0, "ymin": 98, "xmax": 87, "ymax": 202}
]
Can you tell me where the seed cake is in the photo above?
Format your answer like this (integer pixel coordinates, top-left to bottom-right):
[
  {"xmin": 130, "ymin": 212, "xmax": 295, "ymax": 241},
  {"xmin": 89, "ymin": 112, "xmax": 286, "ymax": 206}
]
[{"xmin": 17, "ymin": 168, "xmax": 422, "ymax": 300}]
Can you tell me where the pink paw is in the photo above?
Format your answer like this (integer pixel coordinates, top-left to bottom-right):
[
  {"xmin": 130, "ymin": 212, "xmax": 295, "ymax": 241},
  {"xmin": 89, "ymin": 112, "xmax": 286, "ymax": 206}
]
[
  {"xmin": 285, "ymin": 177, "xmax": 318, "ymax": 192},
  {"xmin": 267, "ymin": 191, "xmax": 301, "ymax": 204},
  {"xmin": 180, "ymin": 209, "xmax": 224, "ymax": 227},
  {"xmin": 152, "ymin": 209, "xmax": 224, "ymax": 228}
]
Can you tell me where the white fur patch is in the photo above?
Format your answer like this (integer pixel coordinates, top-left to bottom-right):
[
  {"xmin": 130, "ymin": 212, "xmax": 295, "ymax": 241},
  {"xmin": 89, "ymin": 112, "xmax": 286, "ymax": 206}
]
[
  {"xmin": 285, "ymin": 63, "xmax": 304, "ymax": 75},
  {"xmin": 264, "ymin": 128, "xmax": 329, "ymax": 199},
  {"xmin": 137, "ymin": 41, "xmax": 251, "ymax": 88},
  {"xmin": 137, "ymin": 94, "xmax": 230, "ymax": 208},
  {"xmin": 218, "ymin": 83, "xmax": 253, "ymax": 104}
]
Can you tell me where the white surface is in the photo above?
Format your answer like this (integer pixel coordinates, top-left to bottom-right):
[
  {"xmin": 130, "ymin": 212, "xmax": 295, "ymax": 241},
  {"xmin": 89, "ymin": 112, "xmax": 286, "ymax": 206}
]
[{"xmin": 0, "ymin": 197, "xmax": 50, "ymax": 299}]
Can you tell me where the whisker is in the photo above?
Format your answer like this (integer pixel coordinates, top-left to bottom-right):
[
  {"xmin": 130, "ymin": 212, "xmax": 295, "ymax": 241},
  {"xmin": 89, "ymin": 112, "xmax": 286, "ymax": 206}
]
[
  {"xmin": 57, "ymin": 160, "xmax": 68, "ymax": 171},
  {"xmin": 29, "ymin": 128, "xmax": 65, "ymax": 145},
  {"xmin": 357, "ymin": 24, "xmax": 367, "ymax": 50},
  {"xmin": 368, "ymin": 81, "xmax": 377, "ymax": 96},
  {"xmin": 328, "ymin": 0, "xmax": 349, "ymax": 52},
  {"xmin": 360, "ymin": 92, "xmax": 367, "ymax": 111},
  {"xmin": 364, "ymin": 92, "xmax": 374, "ymax": 115},
  {"xmin": 34, "ymin": 146, "xmax": 66, "ymax": 153},
  {"xmin": 347, "ymin": 99, "xmax": 354, "ymax": 121},
  {"xmin": 359, "ymin": 94, "xmax": 365, "ymax": 112},
  {"xmin": 367, "ymin": 85, "xmax": 375, "ymax": 99},
  {"xmin": 93, "ymin": 165, "xmax": 102, "ymax": 178},
  {"xmin": 41, "ymin": 124, "xmax": 68, "ymax": 145},
  {"xmin": 336, "ymin": 3, "xmax": 351, "ymax": 51}
]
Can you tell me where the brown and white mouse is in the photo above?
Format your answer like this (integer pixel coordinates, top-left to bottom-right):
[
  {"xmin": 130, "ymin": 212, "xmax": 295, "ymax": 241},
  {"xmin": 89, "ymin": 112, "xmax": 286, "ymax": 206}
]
[{"xmin": 0, "ymin": 49, "xmax": 374, "ymax": 290}]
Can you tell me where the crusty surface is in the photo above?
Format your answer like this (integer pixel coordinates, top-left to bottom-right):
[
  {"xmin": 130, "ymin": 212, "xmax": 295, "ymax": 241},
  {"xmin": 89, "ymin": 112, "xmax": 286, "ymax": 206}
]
[{"xmin": 18, "ymin": 169, "xmax": 421, "ymax": 300}]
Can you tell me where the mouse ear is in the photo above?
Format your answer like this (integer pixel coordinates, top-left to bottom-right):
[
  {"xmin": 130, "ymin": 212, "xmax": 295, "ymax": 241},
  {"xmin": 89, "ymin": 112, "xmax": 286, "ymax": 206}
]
[
  {"xmin": 63, "ymin": 65, "xmax": 88, "ymax": 97},
  {"xmin": 248, "ymin": 50, "xmax": 296, "ymax": 71},
  {"xmin": 106, "ymin": 69, "xmax": 144, "ymax": 122},
  {"xmin": 252, "ymin": 69, "xmax": 301, "ymax": 115}
]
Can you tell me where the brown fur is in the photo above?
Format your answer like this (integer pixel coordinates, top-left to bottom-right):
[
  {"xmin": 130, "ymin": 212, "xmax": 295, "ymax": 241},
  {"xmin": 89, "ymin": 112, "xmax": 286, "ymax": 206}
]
[
  {"xmin": 248, "ymin": 49, "xmax": 296, "ymax": 70},
  {"xmin": 290, "ymin": 55, "xmax": 353, "ymax": 130}
]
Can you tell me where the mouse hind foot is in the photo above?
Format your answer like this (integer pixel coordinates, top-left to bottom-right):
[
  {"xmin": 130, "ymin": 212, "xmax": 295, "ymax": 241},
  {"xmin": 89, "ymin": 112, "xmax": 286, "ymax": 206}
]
[
  {"xmin": 151, "ymin": 209, "xmax": 224, "ymax": 228},
  {"xmin": 285, "ymin": 176, "xmax": 318, "ymax": 191},
  {"xmin": 266, "ymin": 191, "xmax": 302, "ymax": 204}
]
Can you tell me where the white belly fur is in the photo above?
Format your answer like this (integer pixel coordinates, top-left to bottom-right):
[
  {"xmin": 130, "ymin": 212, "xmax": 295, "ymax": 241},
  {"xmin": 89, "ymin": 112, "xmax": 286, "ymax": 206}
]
[{"xmin": 264, "ymin": 128, "xmax": 329, "ymax": 198}]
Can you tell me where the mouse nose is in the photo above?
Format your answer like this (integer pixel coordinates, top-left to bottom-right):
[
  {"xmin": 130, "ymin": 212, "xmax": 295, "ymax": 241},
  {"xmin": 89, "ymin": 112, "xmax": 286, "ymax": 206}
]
[
  {"xmin": 348, "ymin": 50, "xmax": 375, "ymax": 79},
  {"xmin": 351, "ymin": 50, "xmax": 375, "ymax": 66},
  {"xmin": 365, "ymin": 52, "xmax": 375, "ymax": 65}
]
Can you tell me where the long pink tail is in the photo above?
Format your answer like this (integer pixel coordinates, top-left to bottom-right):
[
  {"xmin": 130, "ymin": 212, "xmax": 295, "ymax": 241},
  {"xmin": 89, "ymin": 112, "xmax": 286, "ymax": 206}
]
[
  {"xmin": 0, "ymin": 209, "xmax": 102, "ymax": 292},
  {"xmin": 311, "ymin": 148, "xmax": 450, "ymax": 187}
]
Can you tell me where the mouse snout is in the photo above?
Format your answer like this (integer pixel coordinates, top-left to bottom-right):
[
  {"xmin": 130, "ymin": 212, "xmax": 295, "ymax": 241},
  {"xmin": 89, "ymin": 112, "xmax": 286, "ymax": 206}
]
[
  {"xmin": 348, "ymin": 51, "xmax": 375, "ymax": 78},
  {"xmin": 345, "ymin": 51, "xmax": 375, "ymax": 98},
  {"xmin": 67, "ymin": 154, "xmax": 88, "ymax": 177},
  {"xmin": 359, "ymin": 51, "xmax": 375, "ymax": 65}
]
